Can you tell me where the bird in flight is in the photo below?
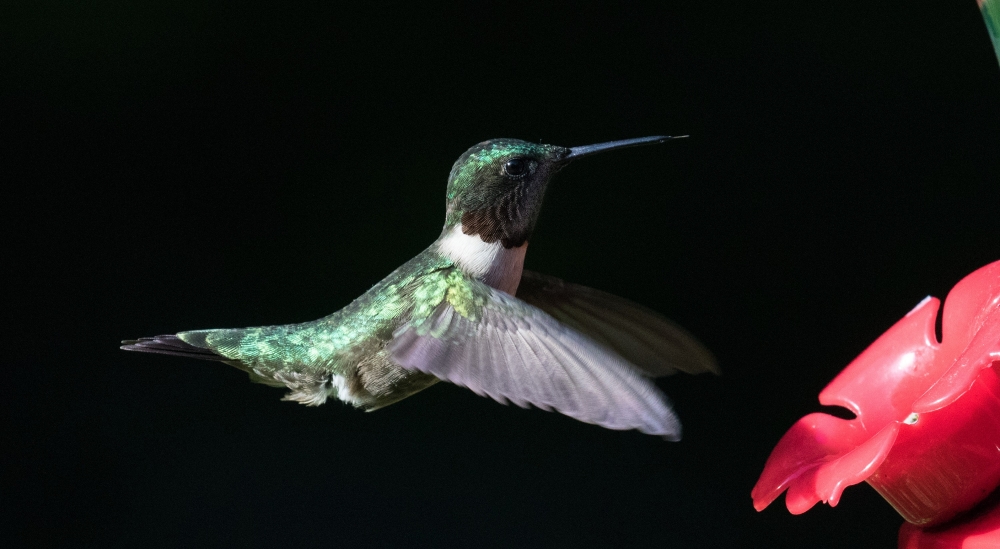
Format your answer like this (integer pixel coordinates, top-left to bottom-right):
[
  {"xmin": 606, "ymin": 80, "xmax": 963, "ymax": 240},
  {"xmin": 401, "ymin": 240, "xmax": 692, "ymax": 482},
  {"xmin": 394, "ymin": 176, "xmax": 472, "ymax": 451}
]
[{"xmin": 123, "ymin": 136, "xmax": 717, "ymax": 439}]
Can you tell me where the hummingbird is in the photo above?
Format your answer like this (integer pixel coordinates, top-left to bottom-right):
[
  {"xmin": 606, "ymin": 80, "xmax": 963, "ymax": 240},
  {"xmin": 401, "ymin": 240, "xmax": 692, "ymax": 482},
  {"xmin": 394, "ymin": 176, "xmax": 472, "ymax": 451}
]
[{"xmin": 122, "ymin": 136, "xmax": 717, "ymax": 439}]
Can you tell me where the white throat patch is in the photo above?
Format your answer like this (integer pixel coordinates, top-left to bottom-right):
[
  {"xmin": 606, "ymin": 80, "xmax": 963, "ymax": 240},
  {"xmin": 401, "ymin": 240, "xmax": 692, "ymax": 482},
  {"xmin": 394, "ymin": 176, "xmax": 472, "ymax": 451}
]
[{"xmin": 436, "ymin": 224, "xmax": 527, "ymax": 294}]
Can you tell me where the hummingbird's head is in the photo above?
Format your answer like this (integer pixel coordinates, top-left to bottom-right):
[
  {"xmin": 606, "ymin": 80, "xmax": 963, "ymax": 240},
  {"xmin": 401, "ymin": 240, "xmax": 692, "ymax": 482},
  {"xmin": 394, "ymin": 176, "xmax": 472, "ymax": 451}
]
[
  {"xmin": 442, "ymin": 136, "xmax": 682, "ymax": 249},
  {"xmin": 443, "ymin": 139, "xmax": 568, "ymax": 249}
]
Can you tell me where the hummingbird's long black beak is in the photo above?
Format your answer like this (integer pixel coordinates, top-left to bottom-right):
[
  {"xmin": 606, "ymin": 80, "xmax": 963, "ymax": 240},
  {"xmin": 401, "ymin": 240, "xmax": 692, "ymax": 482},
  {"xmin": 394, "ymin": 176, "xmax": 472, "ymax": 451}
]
[{"xmin": 560, "ymin": 135, "xmax": 687, "ymax": 162}]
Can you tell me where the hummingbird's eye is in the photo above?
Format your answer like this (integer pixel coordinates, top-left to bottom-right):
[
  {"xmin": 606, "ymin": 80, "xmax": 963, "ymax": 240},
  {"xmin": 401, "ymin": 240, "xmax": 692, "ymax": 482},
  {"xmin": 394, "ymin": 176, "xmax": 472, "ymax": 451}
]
[{"xmin": 503, "ymin": 158, "xmax": 529, "ymax": 179}]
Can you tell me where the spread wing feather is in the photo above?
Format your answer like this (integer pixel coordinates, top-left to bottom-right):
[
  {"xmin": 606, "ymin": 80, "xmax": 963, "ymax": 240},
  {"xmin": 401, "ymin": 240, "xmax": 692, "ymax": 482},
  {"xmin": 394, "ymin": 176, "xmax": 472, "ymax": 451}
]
[
  {"xmin": 389, "ymin": 276, "xmax": 682, "ymax": 439},
  {"xmin": 515, "ymin": 270, "xmax": 718, "ymax": 377}
]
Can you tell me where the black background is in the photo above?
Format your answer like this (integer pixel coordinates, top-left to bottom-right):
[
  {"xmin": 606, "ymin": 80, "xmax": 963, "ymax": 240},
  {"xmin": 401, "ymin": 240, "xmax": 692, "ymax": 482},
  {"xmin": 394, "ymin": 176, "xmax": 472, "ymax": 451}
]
[{"xmin": 5, "ymin": 1, "xmax": 999, "ymax": 547}]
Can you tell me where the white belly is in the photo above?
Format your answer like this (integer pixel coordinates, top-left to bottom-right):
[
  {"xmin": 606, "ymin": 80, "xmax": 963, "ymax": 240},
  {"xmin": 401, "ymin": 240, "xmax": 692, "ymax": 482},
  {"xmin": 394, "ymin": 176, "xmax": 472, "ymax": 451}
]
[{"xmin": 435, "ymin": 224, "xmax": 527, "ymax": 294}]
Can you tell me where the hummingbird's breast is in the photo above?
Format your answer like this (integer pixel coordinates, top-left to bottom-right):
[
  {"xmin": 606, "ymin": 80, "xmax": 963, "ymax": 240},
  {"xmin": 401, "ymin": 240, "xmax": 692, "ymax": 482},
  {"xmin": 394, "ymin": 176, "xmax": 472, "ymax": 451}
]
[{"xmin": 435, "ymin": 224, "xmax": 526, "ymax": 295}]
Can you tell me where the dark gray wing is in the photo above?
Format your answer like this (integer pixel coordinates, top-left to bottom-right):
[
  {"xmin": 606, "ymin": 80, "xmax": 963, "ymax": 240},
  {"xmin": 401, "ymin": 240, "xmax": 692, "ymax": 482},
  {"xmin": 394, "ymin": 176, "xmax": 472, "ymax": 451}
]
[
  {"xmin": 515, "ymin": 270, "xmax": 718, "ymax": 377},
  {"xmin": 389, "ymin": 277, "xmax": 682, "ymax": 439}
]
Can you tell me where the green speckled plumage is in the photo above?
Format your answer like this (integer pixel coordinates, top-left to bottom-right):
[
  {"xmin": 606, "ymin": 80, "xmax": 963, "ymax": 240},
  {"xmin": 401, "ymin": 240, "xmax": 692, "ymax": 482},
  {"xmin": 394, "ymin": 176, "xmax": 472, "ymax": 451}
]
[
  {"xmin": 177, "ymin": 250, "xmax": 492, "ymax": 408},
  {"xmin": 982, "ymin": 0, "xmax": 1000, "ymax": 67}
]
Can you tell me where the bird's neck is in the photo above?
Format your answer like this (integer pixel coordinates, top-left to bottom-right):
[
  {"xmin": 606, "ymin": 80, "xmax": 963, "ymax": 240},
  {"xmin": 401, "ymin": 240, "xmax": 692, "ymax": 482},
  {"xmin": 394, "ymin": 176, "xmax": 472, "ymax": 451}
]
[{"xmin": 435, "ymin": 224, "xmax": 526, "ymax": 295}]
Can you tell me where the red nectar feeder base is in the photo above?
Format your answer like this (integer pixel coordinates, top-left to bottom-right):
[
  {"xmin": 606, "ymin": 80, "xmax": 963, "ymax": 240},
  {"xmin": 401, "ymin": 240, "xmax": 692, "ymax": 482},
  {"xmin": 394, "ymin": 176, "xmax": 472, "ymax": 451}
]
[{"xmin": 867, "ymin": 363, "xmax": 1000, "ymax": 526}]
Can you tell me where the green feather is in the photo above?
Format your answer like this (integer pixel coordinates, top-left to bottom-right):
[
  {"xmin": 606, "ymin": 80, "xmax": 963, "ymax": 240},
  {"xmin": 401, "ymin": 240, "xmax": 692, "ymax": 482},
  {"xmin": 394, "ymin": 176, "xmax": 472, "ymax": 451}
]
[{"xmin": 982, "ymin": 0, "xmax": 1000, "ymax": 67}]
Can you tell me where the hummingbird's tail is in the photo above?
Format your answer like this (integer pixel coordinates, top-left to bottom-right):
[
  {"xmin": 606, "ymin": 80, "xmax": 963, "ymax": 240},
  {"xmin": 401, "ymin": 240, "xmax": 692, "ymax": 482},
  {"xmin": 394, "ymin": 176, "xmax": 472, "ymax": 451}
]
[
  {"xmin": 121, "ymin": 329, "xmax": 311, "ymax": 392},
  {"xmin": 120, "ymin": 334, "xmax": 227, "ymax": 361}
]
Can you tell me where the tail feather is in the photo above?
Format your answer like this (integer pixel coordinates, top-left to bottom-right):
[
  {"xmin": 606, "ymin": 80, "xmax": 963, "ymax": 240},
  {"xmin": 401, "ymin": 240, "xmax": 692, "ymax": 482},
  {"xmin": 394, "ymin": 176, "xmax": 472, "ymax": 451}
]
[{"xmin": 120, "ymin": 334, "xmax": 226, "ymax": 362}]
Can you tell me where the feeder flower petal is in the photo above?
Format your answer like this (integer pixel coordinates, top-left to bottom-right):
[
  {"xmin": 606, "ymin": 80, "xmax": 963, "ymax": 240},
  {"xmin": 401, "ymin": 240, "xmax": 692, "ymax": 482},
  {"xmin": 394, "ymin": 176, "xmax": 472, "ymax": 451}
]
[{"xmin": 752, "ymin": 261, "xmax": 1000, "ymax": 526}]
